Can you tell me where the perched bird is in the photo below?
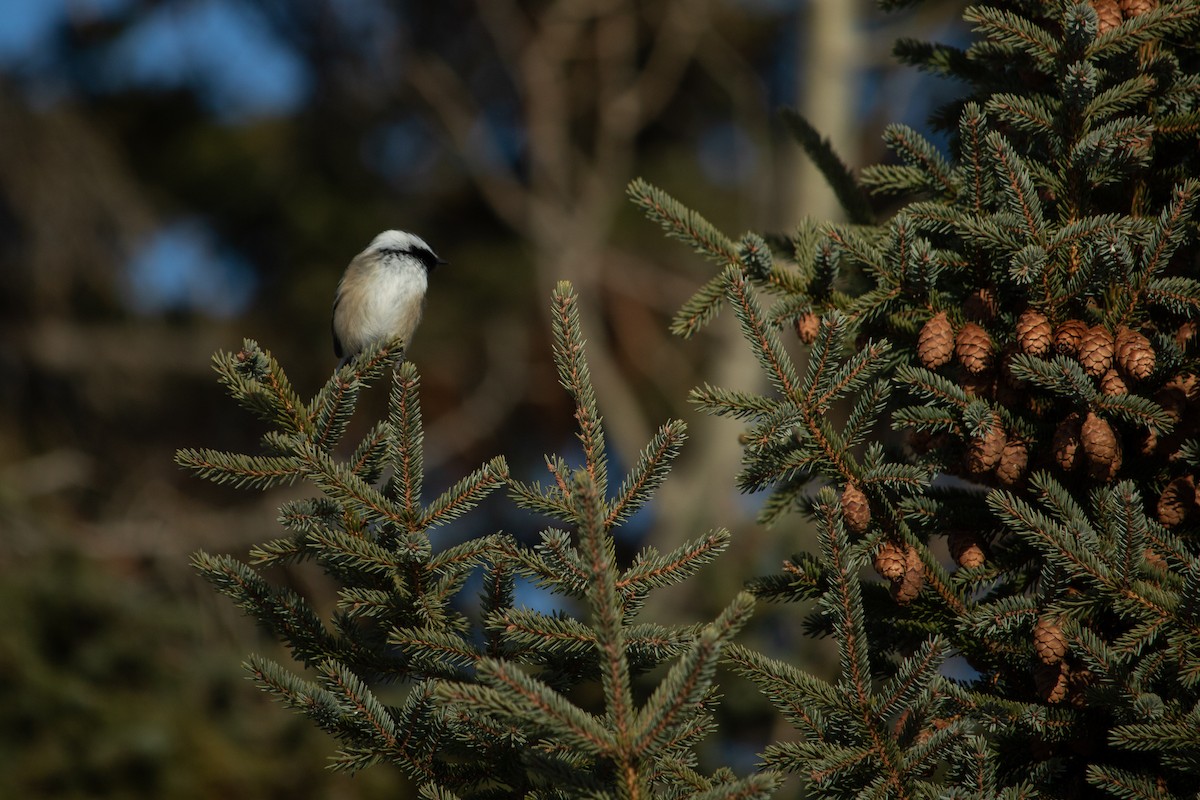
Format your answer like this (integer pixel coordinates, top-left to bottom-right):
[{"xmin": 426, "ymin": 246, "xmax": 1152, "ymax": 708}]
[{"xmin": 331, "ymin": 230, "xmax": 445, "ymax": 365}]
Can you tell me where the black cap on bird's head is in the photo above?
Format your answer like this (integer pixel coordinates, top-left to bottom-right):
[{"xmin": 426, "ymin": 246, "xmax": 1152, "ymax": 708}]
[{"xmin": 368, "ymin": 229, "xmax": 447, "ymax": 273}]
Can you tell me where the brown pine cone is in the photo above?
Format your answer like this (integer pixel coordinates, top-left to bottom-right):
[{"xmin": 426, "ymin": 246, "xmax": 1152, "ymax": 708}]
[
  {"xmin": 907, "ymin": 429, "xmax": 946, "ymax": 455},
  {"xmin": 1078, "ymin": 326, "xmax": 1115, "ymax": 377},
  {"xmin": 1120, "ymin": 0, "xmax": 1157, "ymax": 17},
  {"xmin": 956, "ymin": 322, "xmax": 993, "ymax": 374},
  {"xmin": 965, "ymin": 419, "xmax": 1007, "ymax": 475},
  {"xmin": 873, "ymin": 541, "xmax": 907, "ymax": 581},
  {"xmin": 1137, "ymin": 426, "xmax": 1158, "ymax": 457},
  {"xmin": 1053, "ymin": 412, "xmax": 1083, "ymax": 472},
  {"xmin": 891, "ymin": 545, "xmax": 924, "ymax": 604},
  {"xmin": 1115, "ymin": 326, "xmax": 1155, "ymax": 381},
  {"xmin": 1157, "ymin": 475, "xmax": 1196, "ymax": 527},
  {"xmin": 842, "ymin": 481, "xmax": 871, "ymax": 534},
  {"xmin": 1054, "ymin": 319, "xmax": 1089, "ymax": 355},
  {"xmin": 1099, "ymin": 368, "xmax": 1128, "ymax": 396},
  {"xmin": 1034, "ymin": 662, "xmax": 1070, "ymax": 704},
  {"xmin": 1176, "ymin": 321, "xmax": 1197, "ymax": 352},
  {"xmin": 1155, "ymin": 383, "xmax": 1188, "ymax": 425},
  {"xmin": 1081, "ymin": 411, "xmax": 1122, "ymax": 481},
  {"xmin": 1092, "ymin": 0, "xmax": 1123, "ymax": 32},
  {"xmin": 995, "ymin": 439, "xmax": 1029, "ymax": 486},
  {"xmin": 1167, "ymin": 372, "xmax": 1200, "ymax": 402},
  {"xmin": 948, "ymin": 530, "xmax": 986, "ymax": 569},
  {"xmin": 1016, "ymin": 309, "xmax": 1053, "ymax": 357},
  {"xmin": 1033, "ymin": 615, "xmax": 1068, "ymax": 665},
  {"xmin": 1143, "ymin": 547, "xmax": 1168, "ymax": 570},
  {"xmin": 795, "ymin": 312, "xmax": 820, "ymax": 344},
  {"xmin": 917, "ymin": 312, "xmax": 955, "ymax": 369},
  {"xmin": 961, "ymin": 369, "xmax": 995, "ymax": 399},
  {"xmin": 964, "ymin": 288, "xmax": 998, "ymax": 322},
  {"xmin": 999, "ymin": 345, "xmax": 1027, "ymax": 389},
  {"xmin": 1067, "ymin": 667, "xmax": 1095, "ymax": 708}
]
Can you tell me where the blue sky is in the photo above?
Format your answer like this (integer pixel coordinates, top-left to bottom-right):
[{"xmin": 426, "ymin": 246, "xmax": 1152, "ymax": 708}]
[
  {"xmin": 1, "ymin": 0, "xmax": 309, "ymax": 119},
  {"xmin": 2, "ymin": 0, "xmax": 311, "ymax": 316}
]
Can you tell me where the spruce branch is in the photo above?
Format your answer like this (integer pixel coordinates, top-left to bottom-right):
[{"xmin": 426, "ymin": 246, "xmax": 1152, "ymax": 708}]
[
  {"xmin": 606, "ymin": 419, "xmax": 687, "ymax": 528},
  {"xmin": 631, "ymin": 592, "xmax": 754, "ymax": 758},
  {"xmin": 551, "ymin": 282, "xmax": 609, "ymax": 497},
  {"xmin": 883, "ymin": 123, "xmax": 958, "ymax": 199},
  {"xmin": 626, "ymin": 178, "xmax": 740, "ymax": 266},
  {"xmin": 962, "ymin": 6, "xmax": 1059, "ymax": 71},
  {"xmin": 986, "ymin": 92, "xmax": 1058, "ymax": 140},
  {"xmin": 987, "ymin": 132, "xmax": 1048, "ymax": 246},
  {"xmin": 572, "ymin": 469, "xmax": 637, "ymax": 762},
  {"xmin": 724, "ymin": 266, "xmax": 801, "ymax": 399},
  {"xmin": 212, "ymin": 339, "xmax": 312, "ymax": 434},
  {"xmin": 174, "ymin": 448, "xmax": 303, "ymax": 489},
  {"xmin": 419, "ymin": 456, "xmax": 509, "ymax": 530},
  {"xmin": 779, "ymin": 108, "xmax": 875, "ymax": 225},
  {"xmin": 385, "ymin": 362, "xmax": 424, "ymax": 520},
  {"xmin": 618, "ymin": 529, "xmax": 732, "ymax": 599}
]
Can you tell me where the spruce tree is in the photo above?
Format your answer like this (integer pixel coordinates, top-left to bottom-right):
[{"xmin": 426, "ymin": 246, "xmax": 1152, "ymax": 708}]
[
  {"xmin": 184, "ymin": 1, "xmax": 1200, "ymax": 797},
  {"xmin": 181, "ymin": 287, "xmax": 779, "ymax": 798},
  {"xmin": 630, "ymin": 0, "xmax": 1200, "ymax": 796}
]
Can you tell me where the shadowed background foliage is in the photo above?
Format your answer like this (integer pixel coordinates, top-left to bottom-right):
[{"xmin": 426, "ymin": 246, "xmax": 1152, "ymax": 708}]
[{"xmin": 0, "ymin": 1, "xmax": 961, "ymax": 795}]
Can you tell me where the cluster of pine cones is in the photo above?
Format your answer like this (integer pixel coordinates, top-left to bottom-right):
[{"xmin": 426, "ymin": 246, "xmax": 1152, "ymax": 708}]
[
  {"xmin": 912, "ymin": 293, "xmax": 1198, "ymax": 529},
  {"xmin": 1091, "ymin": 0, "xmax": 1159, "ymax": 34}
]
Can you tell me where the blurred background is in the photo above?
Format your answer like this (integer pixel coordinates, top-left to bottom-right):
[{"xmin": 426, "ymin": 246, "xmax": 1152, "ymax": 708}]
[{"xmin": 0, "ymin": 0, "xmax": 964, "ymax": 795}]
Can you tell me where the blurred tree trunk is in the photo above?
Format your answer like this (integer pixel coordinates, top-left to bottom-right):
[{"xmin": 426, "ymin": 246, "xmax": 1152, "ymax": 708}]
[{"xmin": 782, "ymin": 0, "xmax": 865, "ymax": 226}]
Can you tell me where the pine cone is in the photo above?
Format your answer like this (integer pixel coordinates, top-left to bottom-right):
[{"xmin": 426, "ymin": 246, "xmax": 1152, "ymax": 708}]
[
  {"xmin": 965, "ymin": 419, "xmax": 1006, "ymax": 474},
  {"xmin": 1155, "ymin": 384, "xmax": 1188, "ymax": 425},
  {"xmin": 1167, "ymin": 372, "xmax": 1200, "ymax": 402},
  {"xmin": 1066, "ymin": 666, "xmax": 1095, "ymax": 708},
  {"xmin": 1016, "ymin": 309, "xmax": 1053, "ymax": 357},
  {"xmin": 1078, "ymin": 326, "xmax": 1115, "ymax": 377},
  {"xmin": 999, "ymin": 344, "xmax": 1026, "ymax": 389},
  {"xmin": 948, "ymin": 530, "xmax": 986, "ymax": 569},
  {"xmin": 1144, "ymin": 547, "xmax": 1168, "ymax": 570},
  {"xmin": 795, "ymin": 312, "xmax": 820, "ymax": 345},
  {"xmin": 1157, "ymin": 475, "xmax": 1196, "ymax": 527},
  {"xmin": 1137, "ymin": 426, "xmax": 1158, "ymax": 457},
  {"xmin": 910, "ymin": 430, "xmax": 952, "ymax": 456},
  {"xmin": 1054, "ymin": 319, "xmax": 1088, "ymax": 355},
  {"xmin": 873, "ymin": 541, "xmax": 907, "ymax": 580},
  {"xmin": 1099, "ymin": 368, "xmax": 1128, "ymax": 396},
  {"xmin": 1033, "ymin": 616, "xmax": 1068, "ymax": 665},
  {"xmin": 961, "ymin": 369, "xmax": 995, "ymax": 399},
  {"xmin": 891, "ymin": 545, "xmax": 924, "ymax": 604},
  {"xmin": 917, "ymin": 312, "xmax": 955, "ymax": 369},
  {"xmin": 1081, "ymin": 411, "xmax": 1121, "ymax": 481},
  {"xmin": 964, "ymin": 288, "xmax": 998, "ymax": 322},
  {"xmin": 1115, "ymin": 326, "xmax": 1155, "ymax": 381},
  {"xmin": 995, "ymin": 439, "xmax": 1029, "ymax": 486},
  {"xmin": 1120, "ymin": 0, "xmax": 1157, "ymax": 17},
  {"xmin": 955, "ymin": 322, "xmax": 993, "ymax": 374},
  {"xmin": 842, "ymin": 481, "xmax": 871, "ymax": 534},
  {"xmin": 1053, "ymin": 412, "xmax": 1083, "ymax": 473},
  {"xmin": 1034, "ymin": 662, "xmax": 1070, "ymax": 704},
  {"xmin": 1176, "ymin": 321, "xmax": 1197, "ymax": 352},
  {"xmin": 1092, "ymin": 0, "xmax": 1123, "ymax": 32}
]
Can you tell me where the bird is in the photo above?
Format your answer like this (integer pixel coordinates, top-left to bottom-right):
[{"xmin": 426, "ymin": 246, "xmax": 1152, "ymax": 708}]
[{"xmin": 331, "ymin": 230, "xmax": 446, "ymax": 366}]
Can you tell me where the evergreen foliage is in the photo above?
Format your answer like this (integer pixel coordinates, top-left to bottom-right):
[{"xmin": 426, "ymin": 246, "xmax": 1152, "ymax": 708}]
[
  {"xmin": 182, "ymin": 288, "xmax": 777, "ymax": 798},
  {"xmin": 630, "ymin": 0, "xmax": 1200, "ymax": 797},
  {"xmin": 187, "ymin": 1, "xmax": 1200, "ymax": 797}
]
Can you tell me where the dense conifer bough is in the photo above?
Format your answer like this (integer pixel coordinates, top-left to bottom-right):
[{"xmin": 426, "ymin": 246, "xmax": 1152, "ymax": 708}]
[
  {"xmin": 631, "ymin": 0, "xmax": 1200, "ymax": 796},
  {"xmin": 181, "ymin": 286, "xmax": 780, "ymax": 799}
]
